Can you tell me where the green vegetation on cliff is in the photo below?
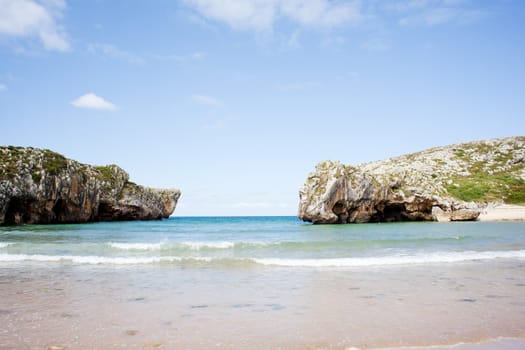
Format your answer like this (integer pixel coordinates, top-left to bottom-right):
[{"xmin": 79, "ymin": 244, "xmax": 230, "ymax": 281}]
[
  {"xmin": 0, "ymin": 146, "xmax": 180, "ymax": 225},
  {"xmin": 42, "ymin": 149, "xmax": 68, "ymax": 175},
  {"xmin": 443, "ymin": 137, "xmax": 525, "ymax": 204},
  {"xmin": 299, "ymin": 136, "xmax": 525, "ymax": 224},
  {"xmin": 1, "ymin": 146, "xmax": 68, "ymax": 181},
  {"xmin": 359, "ymin": 136, "xmax": 525, "ymax": 205},
  {"xmin": 445, "ymin": 174, "xmax": 525, "ymax": 204}
]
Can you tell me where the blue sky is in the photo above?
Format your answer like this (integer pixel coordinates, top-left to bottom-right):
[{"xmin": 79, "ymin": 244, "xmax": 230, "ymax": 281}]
[{"xmin": 1, "ymin": 0, "xmax": 524, "ymax": 216}]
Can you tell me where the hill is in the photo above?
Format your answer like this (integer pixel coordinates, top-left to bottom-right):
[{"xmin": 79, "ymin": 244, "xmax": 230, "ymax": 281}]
[
  {"xmin": 298, "ymin": 136, "xmax": 525, "ymax": 224},
  {"xmin": 0, "ymin": 146, "xmax": 180, "ymax": 225}
]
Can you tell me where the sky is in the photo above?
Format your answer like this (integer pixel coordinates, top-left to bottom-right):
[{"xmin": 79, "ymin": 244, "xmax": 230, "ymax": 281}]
[{"xmin": 0, "ymin": 0, "xmax": 524, "ymax": 216}]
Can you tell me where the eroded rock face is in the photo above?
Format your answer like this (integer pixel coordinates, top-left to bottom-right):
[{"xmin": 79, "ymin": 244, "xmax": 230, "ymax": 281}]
[
  {"xmin": 0, "ymin": 146, "xmax": 181, "ymax": 225},
  {"xmin": 298, "ymin": 161, "xmax": 480, "ymax": 224},
  {"xmin": 298, "ymin": 137, "xmax": 525, "ymax": 224}
]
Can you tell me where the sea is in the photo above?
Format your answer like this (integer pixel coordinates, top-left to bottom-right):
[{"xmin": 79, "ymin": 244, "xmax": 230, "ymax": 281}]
[{"xmin": 1, "ymin": 217, "xmax": 525, "ymax": 349}]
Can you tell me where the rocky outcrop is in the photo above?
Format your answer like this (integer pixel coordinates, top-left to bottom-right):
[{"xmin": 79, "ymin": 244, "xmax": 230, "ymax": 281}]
[
  {"xmin": 0, "ymin": 146, "xmax": 181, "ymax": 225},
  {"xmin": 299, "ymin": 137, "xmax": 525, "ymax": 224}
]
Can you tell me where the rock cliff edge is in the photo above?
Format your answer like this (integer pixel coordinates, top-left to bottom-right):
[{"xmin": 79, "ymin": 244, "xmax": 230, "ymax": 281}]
[
  {"xmin": 0, "ymin": 146, "xmax": 181, "ymax": 225},
  {"xmin": 298, "ymin": 137, "xmax": 525, "ymax": 224}
]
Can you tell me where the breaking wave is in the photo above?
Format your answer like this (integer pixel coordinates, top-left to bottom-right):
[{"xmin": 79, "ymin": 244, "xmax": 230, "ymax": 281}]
[{"xmin": 1, "ymin": 250, "xmax": 524, "ymax": 267}]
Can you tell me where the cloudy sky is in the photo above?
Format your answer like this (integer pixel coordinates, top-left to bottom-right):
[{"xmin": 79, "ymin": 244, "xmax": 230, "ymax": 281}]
[{"xmin": 1, "ymin": 0, "xmax": 524, "ymax": 216}]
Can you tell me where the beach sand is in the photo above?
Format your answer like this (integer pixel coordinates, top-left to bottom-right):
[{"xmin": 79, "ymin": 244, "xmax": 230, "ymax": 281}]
[
  {"xmin": 478, "ymin": 204, "xmax": 525, "ymax": 222},
  {"xmin": 372, "ymin": 337, "xmax": 525, "ymax": 350},
  {"xmin": 1, "ymin": 260, "xmax": 524, "ymax": 349}
]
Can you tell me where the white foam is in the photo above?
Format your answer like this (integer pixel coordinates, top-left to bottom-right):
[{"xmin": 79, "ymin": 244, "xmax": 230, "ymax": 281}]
[
  {"xmin": 1, "ymin": 250, "xmax": 524, "ymax": 267},
  {"xmin": 254, "ymin": 250, "xmax": 525, "ymax": 268},
  {"xmin": 108, "ymin": 242, "xmax": 163, "ymax": 251},
  {"xmin": 180, "ymin": 241, "xmax": 235, "ymax": 250},
  {"xmin": 0, "ymin": 243, "xmax": 13, "ymax": 248},
  {"xmin": 108, "ymin": 241, "xmax": 278, "ymax": 252},
  {"xmin": 0, "ymin": 254, "xmax": 214, "ymax": 265},
  {"xmin": 243, "ymin": 241, "xmax": 279, "ymax": 247}
]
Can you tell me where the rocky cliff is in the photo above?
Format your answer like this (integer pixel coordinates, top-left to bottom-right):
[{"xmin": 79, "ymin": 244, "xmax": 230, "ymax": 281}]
[
  {"xmin": 0, "ymin": 146, "xmax": 181, "ymax": 225},
  {"xmin": 298, "ymin": 137, "xmax": 525, "ymax": 224}
]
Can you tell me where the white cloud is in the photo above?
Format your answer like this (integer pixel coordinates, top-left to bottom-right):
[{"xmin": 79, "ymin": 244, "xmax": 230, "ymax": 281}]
[
  {"xmin": 280, "ymin": 0, "xmax": 361, "ymax": 27},
  {"xmin": 185, "ymin": 0, "xmax": 276, "ymax": 31},
  {"xmin": 423, "ymin": 7, "xmax": 459, "ymax": 25},
  {"xmin": 392, "ymin": 0, "xmax": 487, "ymax": 26},
  {"xmin": 0, "ymin": 83, "xmax": 6, "ymax": 92},
  {"xmin": 0, "ymin": 0, "xmax": 69, "ymax": 51},
  {"xmin": 184, "ymin": 0, "xmax": 362, "ymax": 32},
  {"xmin": 191, "ymin": 51, "xmax": 206, "ymax": 60},
  {"xmin": 150, "ymin": 51, "xmax": 206, "ymax": 62},
  {"xmin": 87, "ymin": 43, "xmax": 144, "ymax": 64},
  {"xmin": 88, "ymin": 43, "xmax": 206, "ymax": 65},
  {"xmin": 71, "ymin": 93, "xmax": 117, "ymax": 111},
  {"xmin": 192, "ymin": 94, "xmax": 223, "ymax": 107}
]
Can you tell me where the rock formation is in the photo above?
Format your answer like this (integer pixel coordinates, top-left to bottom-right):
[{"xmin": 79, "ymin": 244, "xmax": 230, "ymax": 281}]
[
  {"xmin": 0, "ymin": 146, "xmax": 181, "ymax": 225},
  {"xmin": 299, "ymin": 136, "xmax": 525, "ymax": 224}
]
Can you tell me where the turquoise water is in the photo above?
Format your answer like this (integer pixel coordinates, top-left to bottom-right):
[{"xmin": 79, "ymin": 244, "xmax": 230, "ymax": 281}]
[{"xmin": 1, "ymin": 217, "xmax": 525, "ymax": 268}]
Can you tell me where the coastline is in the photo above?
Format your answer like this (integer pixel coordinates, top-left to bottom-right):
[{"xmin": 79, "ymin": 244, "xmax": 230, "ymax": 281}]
[
  {"xmin": 478, "ymin": 204, "xmax": 525, "ymax": 222},
  {"xmin": 372, "ymin": 337, "xmax": 525, "ymax": 350},
  {"xmin": 1, "ymin": 219, "xmax": 524, "ymax": 349}
]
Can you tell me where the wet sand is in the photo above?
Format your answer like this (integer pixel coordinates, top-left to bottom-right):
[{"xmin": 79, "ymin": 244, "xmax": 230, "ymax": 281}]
[
  {"xmin": 374, "ymin": 337, "xmax": 525, "ymax": 350},
  {"xmin": 1, "ymin": 260, "xmax": 524, "ymax": 349}
]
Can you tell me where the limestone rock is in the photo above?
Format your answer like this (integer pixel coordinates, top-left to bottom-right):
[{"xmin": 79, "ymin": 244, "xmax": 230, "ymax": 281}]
[
  {"xmin": 0, "ymin": 146, "xmax": 181, "ymax": 225},
  {"xmin": 298, "ymin": 136, "xmax": 525, "ymax": 224}
]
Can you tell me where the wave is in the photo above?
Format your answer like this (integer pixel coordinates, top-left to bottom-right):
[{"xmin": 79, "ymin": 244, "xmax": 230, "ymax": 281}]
[
  {"xmin": 254, "ymin": 250, "xmax": 525, "ymax": 267},
  {"xmin": 108, "ymin": 242, "xmax": 163, "ymax": 251},
  {"xmin": 105, "ymin": 237, "xmax": 469, "ymax": 253},
  {"xmin": 0, "ymin": 253, "xmax": 214, "ymax": 265},
  {"xmin": 0, "ymin": 242, "xmax": 13, "ymax": 248},
  {"xmin": 1, "ymin": 250, "xmax": 524, "ymax": 267},
  {"xmin": 180, "ymin": 241, "xmax": 235, "ymax": 250},
  {"xmin": 107, "ymin": 241, "xmax": 270, "ymax": 251}
]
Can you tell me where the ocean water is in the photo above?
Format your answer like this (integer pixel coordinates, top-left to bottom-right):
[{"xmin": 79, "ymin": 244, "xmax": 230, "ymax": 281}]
[
  {"xmin": 1, "ymin": 217, "xmax": 525, "ymax": 349},
  {"xmin": 1, "ymin": 217, "xmax": 524, "ymax": 267}
]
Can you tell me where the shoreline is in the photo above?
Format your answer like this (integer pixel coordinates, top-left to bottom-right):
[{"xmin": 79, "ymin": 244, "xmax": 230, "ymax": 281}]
[
  {"xmin": 372, "ymin": 336, "xmax": 525, "ymax": 350},
  {"xmin": 477, "ymin": 204, "xmax": 525, "ymax": 222}
]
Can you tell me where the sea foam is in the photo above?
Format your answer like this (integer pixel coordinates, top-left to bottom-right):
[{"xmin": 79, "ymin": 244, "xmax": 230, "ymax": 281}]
[
  {"xmin": 108, "ymin": 242, "xmax": 163, "ymax": 251},
  {"xmin": 0, "ymin": 253, "xmax": 213, "ymax": 265},
  {"xmin": 253, "ymin": 250, "xmax": 525, "ymax": 267},
  {"xmin": 108, "ymin": 241, "xmax": 237, "ymax": 251},
  {"xmin": 1, "ymin": 250, "xmax": 524, "ymax": 267},
  {"xmin": 180, "ymin": 241, "xmax": 235, "ymax": 250}
]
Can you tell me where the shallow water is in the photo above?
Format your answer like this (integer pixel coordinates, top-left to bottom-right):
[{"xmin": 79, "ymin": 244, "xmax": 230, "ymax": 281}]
[
  {"xmin": 2, "ymin": 217, "xmax": 525, "ymax": 267},
  {"xmin": 1, "ymin": 218, "xmax": 524, "ymax": 349}
]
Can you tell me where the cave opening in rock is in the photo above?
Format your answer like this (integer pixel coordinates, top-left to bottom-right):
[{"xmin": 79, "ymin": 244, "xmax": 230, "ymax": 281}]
[
  {"xmin": 97, "ymin": 202, "xmax": 115, "ymax": 221},
  {"xmin": 4, "ymin": 197, "xmax": 32, "ymax": 225},
  {"xmin": 332, "ymin": 200, "xmax": 349, "ymax": 223},
  {"xmin": 332, "ymin": 201, "xmax": 346, "ymax": 215},
  {"xmin": 52, "ymin": 199, "xmax": 68, "ymax": 223},
  {"xmin": 364, "ymin": 202, "xmax": 418, "ymax": 222},
  {"xmin": 382, "ymin": 203, "xmax": 407, "ymax": 222}
]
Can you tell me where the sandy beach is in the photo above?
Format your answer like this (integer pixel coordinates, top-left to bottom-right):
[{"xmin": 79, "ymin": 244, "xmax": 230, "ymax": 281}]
[
  {"xmin": 478, "ymin": 204, "xmax": 525, "ymax": 222},
  {"xmin": 1, "ymin": 260, "xmax": 525, "ymax": 349}
]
